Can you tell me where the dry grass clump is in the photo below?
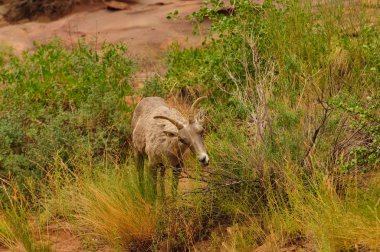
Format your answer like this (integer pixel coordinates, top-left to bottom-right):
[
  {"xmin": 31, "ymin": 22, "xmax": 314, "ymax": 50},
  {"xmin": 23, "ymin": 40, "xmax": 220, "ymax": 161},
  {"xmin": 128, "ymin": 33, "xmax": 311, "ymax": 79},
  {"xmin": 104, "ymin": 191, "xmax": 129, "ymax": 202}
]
[
  {"xmin": 0, "ymin": 200, "xmax": 50, "ymax": 251},
  {"xmin": 72, "ymin": 169, "xmax": 159, "ymax": 251},
  {"xmin": 4, "ymin": 0, "xmax": 97, "ymax": 22}
]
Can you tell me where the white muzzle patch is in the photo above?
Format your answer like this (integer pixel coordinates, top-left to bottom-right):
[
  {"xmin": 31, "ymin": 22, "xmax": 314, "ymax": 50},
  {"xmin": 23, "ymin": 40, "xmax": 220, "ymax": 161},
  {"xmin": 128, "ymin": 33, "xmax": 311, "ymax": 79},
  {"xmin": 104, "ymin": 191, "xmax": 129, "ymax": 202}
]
[{"xmin": 198, "ymin": 153, "xmax": 209, "ymax": 166}]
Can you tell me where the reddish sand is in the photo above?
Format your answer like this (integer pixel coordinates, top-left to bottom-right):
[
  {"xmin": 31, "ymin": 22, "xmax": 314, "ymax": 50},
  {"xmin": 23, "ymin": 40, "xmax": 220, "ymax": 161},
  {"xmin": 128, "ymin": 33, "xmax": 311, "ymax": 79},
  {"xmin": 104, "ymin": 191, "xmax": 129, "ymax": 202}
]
[{"xmin": 0, "ymin": 0, "xmax": 208, "ymax": 58}]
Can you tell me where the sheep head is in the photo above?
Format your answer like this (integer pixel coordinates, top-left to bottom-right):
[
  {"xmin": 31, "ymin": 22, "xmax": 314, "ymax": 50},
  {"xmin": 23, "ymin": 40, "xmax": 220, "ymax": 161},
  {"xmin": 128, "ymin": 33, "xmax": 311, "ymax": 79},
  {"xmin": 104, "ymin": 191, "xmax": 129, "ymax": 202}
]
[{"xmin": 153, "ymin": 96, "xmax": 209, "ymax": 166}]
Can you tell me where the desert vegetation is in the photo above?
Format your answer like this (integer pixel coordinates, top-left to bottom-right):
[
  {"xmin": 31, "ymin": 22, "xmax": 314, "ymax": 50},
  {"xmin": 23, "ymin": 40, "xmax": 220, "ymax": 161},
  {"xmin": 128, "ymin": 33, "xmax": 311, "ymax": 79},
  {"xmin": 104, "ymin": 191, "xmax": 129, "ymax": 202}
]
[{"xmin": 0, "ymin": 0, "xmax": 379, "ymax": 251}]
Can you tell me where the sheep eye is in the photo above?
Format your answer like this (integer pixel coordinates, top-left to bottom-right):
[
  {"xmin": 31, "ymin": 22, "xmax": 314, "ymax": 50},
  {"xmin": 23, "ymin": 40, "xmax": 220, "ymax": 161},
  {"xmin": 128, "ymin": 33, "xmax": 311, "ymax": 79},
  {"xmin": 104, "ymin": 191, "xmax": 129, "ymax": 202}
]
[{"xmin": 179, "ymin": 138, "xmax": 188, "ymax": 144}]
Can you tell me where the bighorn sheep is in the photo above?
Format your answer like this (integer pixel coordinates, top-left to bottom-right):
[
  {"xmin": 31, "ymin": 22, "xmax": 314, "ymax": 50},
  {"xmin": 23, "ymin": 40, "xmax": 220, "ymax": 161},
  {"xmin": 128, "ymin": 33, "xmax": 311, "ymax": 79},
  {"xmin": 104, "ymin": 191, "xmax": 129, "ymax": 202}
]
[{"xmin": 131, "ymin": 96, "xmax": 209, "ymax": 196}]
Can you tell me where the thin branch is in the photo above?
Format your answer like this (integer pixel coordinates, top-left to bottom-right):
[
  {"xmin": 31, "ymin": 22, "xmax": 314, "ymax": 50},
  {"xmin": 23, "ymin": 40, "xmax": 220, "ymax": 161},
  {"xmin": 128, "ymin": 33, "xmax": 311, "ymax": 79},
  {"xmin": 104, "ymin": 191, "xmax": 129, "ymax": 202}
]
[{"xmin": 301, "ymin": 102, "xmax": 332, "ymax": 167}]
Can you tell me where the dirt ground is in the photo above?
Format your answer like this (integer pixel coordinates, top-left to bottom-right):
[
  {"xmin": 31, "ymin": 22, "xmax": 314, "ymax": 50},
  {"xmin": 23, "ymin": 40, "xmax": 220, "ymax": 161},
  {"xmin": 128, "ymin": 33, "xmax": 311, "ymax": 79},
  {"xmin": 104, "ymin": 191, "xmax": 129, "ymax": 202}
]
[{"xmin": 0, "ymin": 0, "xmax": 208, "ymax": 59}]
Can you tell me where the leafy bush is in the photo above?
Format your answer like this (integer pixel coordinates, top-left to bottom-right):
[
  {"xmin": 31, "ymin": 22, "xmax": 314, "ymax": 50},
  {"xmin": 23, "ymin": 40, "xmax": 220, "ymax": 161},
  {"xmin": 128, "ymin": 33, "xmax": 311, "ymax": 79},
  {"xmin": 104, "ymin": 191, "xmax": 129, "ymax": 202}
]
[
  {"xmin": 0, "ymin": 40, "xmax": 134, "ymax": 188},
  {"xmin": 335, "ymin": 94, "xmax": 380, "ymax": 172},
  {"xmin": 160, "ymin": 0, "xmax": 380, "ymax": 166}
]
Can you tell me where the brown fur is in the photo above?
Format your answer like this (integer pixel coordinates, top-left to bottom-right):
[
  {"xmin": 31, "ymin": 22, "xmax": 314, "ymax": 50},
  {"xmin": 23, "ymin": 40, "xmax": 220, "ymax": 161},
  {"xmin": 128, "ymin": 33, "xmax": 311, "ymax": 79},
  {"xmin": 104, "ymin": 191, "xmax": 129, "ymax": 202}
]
[{"xmin": 131, "ymin": 96, "xmax": 208, "ymax": 196}]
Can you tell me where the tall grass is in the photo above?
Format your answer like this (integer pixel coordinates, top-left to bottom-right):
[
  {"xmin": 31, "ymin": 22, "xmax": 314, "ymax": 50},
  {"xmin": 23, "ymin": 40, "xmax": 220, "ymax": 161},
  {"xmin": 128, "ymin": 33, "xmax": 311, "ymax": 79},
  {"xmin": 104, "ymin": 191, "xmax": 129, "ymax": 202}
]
[
  {"xmin": 0, "ymin": 193, "xmax": 50, "ymax": 251},
  {"xmin": 265, "ymin": 168, "xmax": 380, "ymax": 251},
  {"xmin": 73, "ymin": 167, "xmax": 159, "ymax": 250}
]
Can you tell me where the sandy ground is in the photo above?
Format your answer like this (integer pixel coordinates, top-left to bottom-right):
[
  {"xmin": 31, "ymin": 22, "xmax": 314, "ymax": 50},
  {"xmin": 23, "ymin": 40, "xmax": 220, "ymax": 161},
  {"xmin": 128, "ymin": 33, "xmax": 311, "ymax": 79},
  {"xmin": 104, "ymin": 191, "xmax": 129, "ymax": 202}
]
[{"xmin": 0, "ymin": 0, "xmax": 208, "ymax": 59}]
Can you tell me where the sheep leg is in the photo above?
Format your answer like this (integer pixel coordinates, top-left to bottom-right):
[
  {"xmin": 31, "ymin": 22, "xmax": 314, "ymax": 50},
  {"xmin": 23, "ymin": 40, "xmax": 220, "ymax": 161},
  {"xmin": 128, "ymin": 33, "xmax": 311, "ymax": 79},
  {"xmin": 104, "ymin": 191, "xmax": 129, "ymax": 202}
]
[
  {"xmin": 150, "ymin": 165, "xmax": 158, "ymax": 196},
  {"xmin": 159, "ymin": 167, "xmax": 166, "ymax": 200},
  {"xmin": 171, "ymin": 164, "xmax": 182, "ymax": 197},
  {"xmin": 135, "ymin": 151, "xmax": 145, "ymax": 195}
]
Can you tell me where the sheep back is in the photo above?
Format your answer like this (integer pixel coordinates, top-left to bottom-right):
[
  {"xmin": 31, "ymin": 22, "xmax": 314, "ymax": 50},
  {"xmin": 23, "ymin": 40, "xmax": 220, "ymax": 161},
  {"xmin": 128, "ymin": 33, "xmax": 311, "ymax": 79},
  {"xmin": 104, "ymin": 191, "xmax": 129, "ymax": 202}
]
[{"xmin": 132, "ymin": 97, "xmax": 188, "ymax": 166}]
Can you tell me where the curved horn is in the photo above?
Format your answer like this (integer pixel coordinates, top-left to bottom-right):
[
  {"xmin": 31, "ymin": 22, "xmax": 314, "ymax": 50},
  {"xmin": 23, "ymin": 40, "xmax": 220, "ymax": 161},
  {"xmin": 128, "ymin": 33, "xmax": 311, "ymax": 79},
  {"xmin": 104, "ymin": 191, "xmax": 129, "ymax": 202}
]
[
  {"xmin": 189, "ymin": 96, "xmax": 207, "ymax": 123},
  {"xmin": 154, "ymin": 115, "xmax": 184, "ymax": 130}
]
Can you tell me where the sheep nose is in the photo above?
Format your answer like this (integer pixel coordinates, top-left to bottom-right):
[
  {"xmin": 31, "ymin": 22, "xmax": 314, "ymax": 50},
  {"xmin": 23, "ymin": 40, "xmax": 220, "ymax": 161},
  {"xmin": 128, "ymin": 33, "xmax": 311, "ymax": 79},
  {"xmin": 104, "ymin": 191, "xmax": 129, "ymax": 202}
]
[{"xmin": 199, "ymin": 154, "xmax": 209, "ymax": 166}]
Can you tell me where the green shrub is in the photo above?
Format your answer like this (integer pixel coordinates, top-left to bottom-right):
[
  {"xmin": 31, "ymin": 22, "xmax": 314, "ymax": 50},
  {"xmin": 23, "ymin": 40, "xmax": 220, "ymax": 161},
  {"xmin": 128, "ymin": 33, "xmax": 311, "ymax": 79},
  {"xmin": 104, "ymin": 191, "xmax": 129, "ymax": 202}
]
[
  {"xmin": 335, "ymin": 94, "xmax": 380, "ymax": 172},
  {"xmin": 0, "ymin": 40, "xmax": 134, "ymax": 190}
]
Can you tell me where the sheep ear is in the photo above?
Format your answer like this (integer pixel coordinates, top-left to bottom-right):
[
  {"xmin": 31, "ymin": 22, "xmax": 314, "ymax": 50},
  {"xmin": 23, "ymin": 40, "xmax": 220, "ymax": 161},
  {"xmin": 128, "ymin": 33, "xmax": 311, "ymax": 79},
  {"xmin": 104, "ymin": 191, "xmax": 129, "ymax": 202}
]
[
  {"xmin": 163, "ymin": 130, "xmax": 178, "ymax": 138},
  {"xmin": 196, "ymin": 108, "xmax": 205, "ymax": 124}
]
